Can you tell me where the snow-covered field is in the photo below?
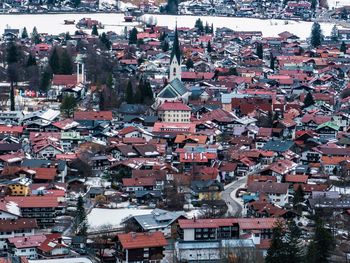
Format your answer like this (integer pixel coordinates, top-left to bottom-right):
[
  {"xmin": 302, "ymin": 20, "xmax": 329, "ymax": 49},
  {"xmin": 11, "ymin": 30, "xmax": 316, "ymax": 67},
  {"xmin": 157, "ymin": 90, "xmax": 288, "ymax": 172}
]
[
  {"xmin": 87, "ymin": 208, "xmax": 153, "ymax": 230},
  {"xmin": 328, "ymin": 0, "xmax": 349, "ymax": 9},
  {"xmin": 0, "ymin": 13, "xmax": 339, "ymax": 39}
]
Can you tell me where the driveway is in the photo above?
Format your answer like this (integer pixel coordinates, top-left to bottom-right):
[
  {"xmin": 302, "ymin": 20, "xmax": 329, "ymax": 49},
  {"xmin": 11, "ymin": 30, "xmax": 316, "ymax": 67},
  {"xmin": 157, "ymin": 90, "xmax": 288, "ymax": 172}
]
[{"xmin": 221, "ymin": 176, "xmax": 247, "ymax": 217}]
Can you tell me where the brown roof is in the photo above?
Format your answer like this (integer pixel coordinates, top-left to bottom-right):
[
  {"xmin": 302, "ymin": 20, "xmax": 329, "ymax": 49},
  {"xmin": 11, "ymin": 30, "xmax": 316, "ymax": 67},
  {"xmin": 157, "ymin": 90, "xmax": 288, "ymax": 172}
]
[
  {"xmin": 74, "ymin": 111, "xmax": 113, "ymax": 121},
  {"xmin": 122, "ymin": 178, "xmax": 155, "ymax": 187},
  {"xmin": 0, "ymin": 218, "xmax": 38, "ymax": 231},
  {"xmin": 175, "ymin": 134, "xmax": 208, "ymax": 144},
  {"xmin": 52, "ymin": 74, "xmax": 77, "ymax": 86},
  {"xmin": 178, "ymin": 218, "xmax": 279, "ymax": 230},
  {"xmin": 247, "ymin": 181, "xmax": 289, "ymax": 195},
  {"xmin": 117, "ymin": 231, "xmax": 167, "ymax": 249}
]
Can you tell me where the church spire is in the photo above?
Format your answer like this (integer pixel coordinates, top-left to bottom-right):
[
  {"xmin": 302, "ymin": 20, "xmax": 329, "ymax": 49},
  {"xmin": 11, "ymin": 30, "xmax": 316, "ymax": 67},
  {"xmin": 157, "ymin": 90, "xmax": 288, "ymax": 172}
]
[{"xmin": 171, "ymin": 24, "xmax": 181, "ymax": 64}]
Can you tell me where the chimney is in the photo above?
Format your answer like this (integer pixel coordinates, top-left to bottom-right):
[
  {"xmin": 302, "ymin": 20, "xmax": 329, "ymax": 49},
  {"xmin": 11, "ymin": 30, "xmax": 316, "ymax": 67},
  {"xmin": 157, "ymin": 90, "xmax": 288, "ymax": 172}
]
[{"xmin": 58, "ymin": 237, "xmax": 62, "ymax": 244}]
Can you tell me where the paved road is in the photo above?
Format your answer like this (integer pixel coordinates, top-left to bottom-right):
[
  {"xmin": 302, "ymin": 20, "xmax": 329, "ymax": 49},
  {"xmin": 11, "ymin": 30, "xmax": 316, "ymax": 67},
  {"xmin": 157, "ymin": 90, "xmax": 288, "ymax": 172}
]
[{"xmin": 221, "ymin": 176, "xmax": 247, "ymax": 217}]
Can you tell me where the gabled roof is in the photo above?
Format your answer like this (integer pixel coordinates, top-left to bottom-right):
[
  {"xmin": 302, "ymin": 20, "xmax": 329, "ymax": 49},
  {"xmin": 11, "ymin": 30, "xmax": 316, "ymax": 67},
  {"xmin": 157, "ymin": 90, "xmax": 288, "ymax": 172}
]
[
  {"xmin": 247, "ymin": 181, "xmax": 289, "ymax": 195},
  {"xmin": 158, "ymin": 101, "xmax": 191, "ymax": 111},
  {"xmin": 74, "ymin": 111, "xmax": 113, "ymax": 121},
  {"xmin": 0, "ymin": 218, "xmax": 38, "ymax": 231},
  {"xmin": 158, "ymin": 79, "xmax": 188, "ymax": 99},
  {"xmin": 131, "ymin": 209, "xmax": 186, "ymax": 231},
  {"xmin": 316, "ymin": 121, "xmax": 340, "ymax": 131},
  {"xmin": 117, "ymin": 231, "xmax": 167, "ymax": 249}
]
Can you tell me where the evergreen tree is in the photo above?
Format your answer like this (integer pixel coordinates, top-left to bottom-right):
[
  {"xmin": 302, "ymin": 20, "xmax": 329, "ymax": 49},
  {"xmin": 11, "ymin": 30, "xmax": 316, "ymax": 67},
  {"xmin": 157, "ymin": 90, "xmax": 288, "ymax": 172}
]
[
  {"xmin": 310, "ymin": 22, "xmax": 323, "ymax": 48},
  {"xmin": 6, "ymin": 42, "xmax": 20, "ymax": 111},
  {"xmin": 340, "ymin": 41, "xmax": 347, "ymax": 53},
  {"xmin": 49, "ymin": 47, "xmax": 60, "ymax": 74},
  {"xmin": 26, "ymin": 53, "xmax": 36, "ymax": 67},
  {"xmin": 211, "ymin": 23, "xmax": 214, "ymax": 34},
  {"xmin": 205, "ymin": 22, "xmax": 210, "ymax": 34},
  {"xmin": 311, "ymin": 0, "xmax": 317, "ymax": 9},
  {"xmin": 59, "ymin": 49, "xmax": 73, "ymax": 75},
  {"xmin": 65, "ymin": 32, "xmax": 72, "ymax": 41},
  {"xmin": 74, "ymin": 196, "xmax": 88, "ymax": 236},
  {"xmin": 266, "ymin": 220, "xmax": 303, "ymax": 263},
  {"xmin": 73, "ymin": 0, "xmax": 81, "ymax": 8},
  {"xmin": 257, "ymin": 42, "xmax": 263, "ymax": 59},
  {"xmin": 161, "ymin": 40, "xmax": 169, "ymax": 52},
  {"xmin": 100, "ymin": 32, "xmax": 111, "ymax": 49},
  {"xmin": 106, "ymin": 73, "xmax": 113, "ymax": 89},
  {"xmin": 40, "ymin": 67, "xmax": 52, "ymax": 92},
  {"xmin": 31, "ymin": 26, "xmax": 40, "ymax": 44},
  {"xmin": 304, "ymin": 92, "xmax": 315, "ymax": 108},
  {"xmin": 331, "ymin": 25, "xmax": 338, "ymax": 42},
  {"xmin": 293, "ymin": 185, "xmax": 305, "ymax": 214},
  {"xmin": 91, "ymin": 24, "xmax": 98, "ymax": 36},
  {"xmin": 285, "ymin": 221, "xmax": 303, "ymax": 263},
  {"xmin": 186, "ymin": 58, "xmax": 194, "ymax": 69},
  {"xmin": 270, "ymin": 54, "xmax": 276, "ymax": 70},
  {"xmin": 159, "ymin": 31, "xmax": 166, "ymax": 41},
  {"xmin": 21, "ymin": 27, "xmax": 28, "ymax": 39},
  {"xmin": 207, "ymin": 40, "xmax": 212, "ymax": 53},
  {"xmin": 229, "ymin": 67, "xmax": 238, "ymax": 76},
  {"xmin": 306, "ymin": 220, "xmax": 334, "ymax": 263},
  {"xmin": 166, "ymin": 0, "xmax": 178, "ymax": 14},
  {"xmin": 125, "ymin": 80, "xmax": 134, "ymax": 104},
  {"xmin": 195, "ymin": 18, "xmax": 204, "ymax": 33},
  {"xmin": 265, "ymin": 221, "xmax": 288, "ymax": 263},
  {"xmin": 129, "ymin": 27, "xmax": 138, "ymax": 45},
  {"xmin": 60, "ymin": 94, "xmax": 77, "ymax": 118},
  {"xmin": 341, "ymin": 8, "xmax": 348, "ymax": 20},
  {"xmin": 143, "ymin": 81, "xmax": 153, "ymax": 102}
]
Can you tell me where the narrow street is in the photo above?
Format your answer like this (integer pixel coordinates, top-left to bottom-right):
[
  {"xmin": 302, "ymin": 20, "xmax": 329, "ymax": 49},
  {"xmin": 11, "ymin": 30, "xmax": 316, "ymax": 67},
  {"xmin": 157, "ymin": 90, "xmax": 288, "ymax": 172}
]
[{"xmin": 221, "ymin": 176, "xmax": 247, "ymax": 217}]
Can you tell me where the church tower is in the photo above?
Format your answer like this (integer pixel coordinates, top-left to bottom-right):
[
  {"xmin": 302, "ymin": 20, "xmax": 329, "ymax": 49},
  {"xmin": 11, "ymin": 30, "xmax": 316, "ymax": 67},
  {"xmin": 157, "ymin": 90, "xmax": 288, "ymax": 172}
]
[{"xmin": 169, "ymin": 26, "xmax": 181, "ymax": 82}]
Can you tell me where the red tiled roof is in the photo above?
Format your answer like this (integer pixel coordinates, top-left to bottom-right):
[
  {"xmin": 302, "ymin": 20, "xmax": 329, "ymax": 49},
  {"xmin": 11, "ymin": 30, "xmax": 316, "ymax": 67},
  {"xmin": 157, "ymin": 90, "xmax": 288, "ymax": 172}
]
[
  {"xmin": 158, "ymin": 101, "xmax": 191, "ymax": 111},
  {"xmin": 122, "ymin": 177, "xmax": 155, "ymax": 187},
  {"xmin": 0, "ymin": 125, "xmax": 23, "ymax": 134},
  {"xmin": 74, "ymin": 111, "xmax": 113, "ymax": 121},
  {"xmin": 8, "ymin": 234, "xmax": 46, "ymax": 249},
  {"xmin": 39, "ymin": 233, "xmax": 67, "ymax": 253},
  {"xmin": 181, "ymin": 72, "xmax": 215, "ymax": 80},
  {"xmin": 117, "ymin": 231, "xmax": 167, "ymax": 249},
  {"xmin": 174, "ymin": 134, "xmax": 207, "ymax": 144},
  {"xmin": 5, "ymin": 196, "xmax": 62, "ymax": 208},
  {"xmin": 285, "ymin": 175, "xmax": 309, "ymax": 184},
  {"xmin": 52, "ymin": 74, "xmax": 77, "ymax": 86},
  {"xmin": 118, "ymin": 126, "xmax": 139, "ymax": 136},
  {"xmin": 32, "ymin": 167, "xmax": 57, "ymax": 181}
]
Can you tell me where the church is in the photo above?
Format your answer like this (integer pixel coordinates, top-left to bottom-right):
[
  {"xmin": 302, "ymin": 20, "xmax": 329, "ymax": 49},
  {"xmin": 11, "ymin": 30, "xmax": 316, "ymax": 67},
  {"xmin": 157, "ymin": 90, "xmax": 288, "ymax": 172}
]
[{"xmin": 153, "ymin": 26, "xmax": 190, "ymax": 109}]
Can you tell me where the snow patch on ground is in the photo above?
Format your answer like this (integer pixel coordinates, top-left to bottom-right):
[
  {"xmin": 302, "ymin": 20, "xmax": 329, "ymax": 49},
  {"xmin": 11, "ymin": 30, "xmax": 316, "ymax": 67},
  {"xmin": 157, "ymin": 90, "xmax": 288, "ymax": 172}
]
[
  {"xmin": 0, "ymin": 13, "xmax": 340, "ymax": 39},
  {"xmin": 87, "ymin": 208, "xmax": 153, "ymax": 230},
  {"xmin": 328, "ymin": 0, "xmax": 349, "ymax": 9}
]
